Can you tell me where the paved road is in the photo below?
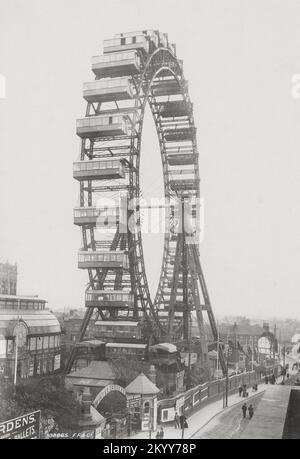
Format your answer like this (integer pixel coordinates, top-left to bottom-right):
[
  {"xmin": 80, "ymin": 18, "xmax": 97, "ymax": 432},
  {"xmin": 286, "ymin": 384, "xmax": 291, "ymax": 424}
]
[{"xmin": 192, "ymin": 392, "xmax": 264, "ymax": 439}]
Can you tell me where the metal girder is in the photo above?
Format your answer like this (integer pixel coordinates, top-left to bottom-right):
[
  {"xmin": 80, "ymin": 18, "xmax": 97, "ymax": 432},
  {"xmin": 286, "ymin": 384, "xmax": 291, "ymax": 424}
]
[{"xmin": 67, "ymin": 30, "xmax": 222, "ymax": 380}]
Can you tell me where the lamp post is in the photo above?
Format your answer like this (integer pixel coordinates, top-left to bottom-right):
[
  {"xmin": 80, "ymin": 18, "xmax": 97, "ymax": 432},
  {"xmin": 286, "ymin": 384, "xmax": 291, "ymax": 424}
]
[
  {"xmin": 223, "ymin": 344, "xmax": 230, "ymax": 408},
  {"xmin": 13, "ymin": 298, "xmax": 20, "ymax": 385}
]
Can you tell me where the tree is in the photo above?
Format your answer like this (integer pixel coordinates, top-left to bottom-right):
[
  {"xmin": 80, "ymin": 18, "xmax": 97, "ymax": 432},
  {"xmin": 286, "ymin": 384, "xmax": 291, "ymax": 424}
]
[
  {"xmin": 109, "ymin": 359, "xmax": 151, "ymax": 388},
  {"xmin": 0, "ymin": 375, "xmax": 82, "ymax": 437}
]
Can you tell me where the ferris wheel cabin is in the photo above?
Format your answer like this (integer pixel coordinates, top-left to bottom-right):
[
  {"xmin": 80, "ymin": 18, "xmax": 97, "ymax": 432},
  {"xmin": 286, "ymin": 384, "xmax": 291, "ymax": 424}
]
[
  {"xmin": 83, "ymin": 77, "xmax": 135, "ymax": 103},
  {"xmin": 159, "ymin": 100, "xmax": 193, "ymax": 118},
  {"xmin": 76, "ymin": 115, "xmax": 130, "ymax": 139},
  {"xmin": 92, "ymin": 51, "xmax": 142, "ymax": 78},
  {"xmin": 73, "ymin": 207, "xmax": 120, "ymax": 226},
  {"xmin": 85, "ymin": 290, "xmax": 134, "ymax": 309},
  {"xmin": 73, "ymin": 158, "xmax": 126, "ymax": 181},
  {"xmin": 78, "ymin": 250, "xmax": 129, "ymax": 269}
]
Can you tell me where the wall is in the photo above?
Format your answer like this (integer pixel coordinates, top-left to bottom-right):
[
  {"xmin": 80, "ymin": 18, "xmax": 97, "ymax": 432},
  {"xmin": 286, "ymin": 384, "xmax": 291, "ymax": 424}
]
[{"xmin": 157, "ymin": 370, "xmax": 260, "ymax": 423}]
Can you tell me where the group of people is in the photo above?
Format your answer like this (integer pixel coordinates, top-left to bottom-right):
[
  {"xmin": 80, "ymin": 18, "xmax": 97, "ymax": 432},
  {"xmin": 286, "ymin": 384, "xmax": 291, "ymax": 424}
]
[
  {"xmin": 156, "ymin": 426, "xmax": 164, "ymax": 439},
  {"xmin": 264, "ymin": 374, "xmax": 276, "ymax": 385},
  {"xmin": 155, "ymin": 412, "xmax": 188, "ymax": 438},
  {"xmin": 242, "ymin": 403, "xmax": 254, "ymax": 420},
  {"xmin": 174, "ymin": 412, "xmax": 188, "ymax": 430},
  {"xmin": 238, "ymin": 384, "xmax": 249, "ymax": 397}
]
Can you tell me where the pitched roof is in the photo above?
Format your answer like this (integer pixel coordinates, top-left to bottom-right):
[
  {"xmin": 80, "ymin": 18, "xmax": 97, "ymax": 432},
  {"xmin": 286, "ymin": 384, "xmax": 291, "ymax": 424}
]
[
  {"xmin": 67, "ymin": 361, "xmax": 116, "ymax": 381},
  {"xmin": 125, "ymin": 373, "xmax": 160, "ymax": 395}
]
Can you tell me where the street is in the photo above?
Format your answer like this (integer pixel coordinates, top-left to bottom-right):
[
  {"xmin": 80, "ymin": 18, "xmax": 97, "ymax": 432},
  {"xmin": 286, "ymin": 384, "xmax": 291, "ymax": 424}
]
[{"xmin": 192, "ymin": 392, "xmax": 264, "ymax": 439}]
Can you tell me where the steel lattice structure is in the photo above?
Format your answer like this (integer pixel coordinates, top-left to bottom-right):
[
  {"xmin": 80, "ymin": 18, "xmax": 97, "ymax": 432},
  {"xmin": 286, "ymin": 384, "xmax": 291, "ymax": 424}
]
[{"xmin": 66, "ymin": 30, "xmax": 226, "ymax": 375}]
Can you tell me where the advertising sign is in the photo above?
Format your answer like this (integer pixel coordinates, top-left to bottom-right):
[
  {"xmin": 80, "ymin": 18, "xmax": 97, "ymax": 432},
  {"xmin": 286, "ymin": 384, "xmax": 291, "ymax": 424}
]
[
  {"xmin": 54, "ymin": 354, "xmax": 61, "ymax": 370},
  {"xmin": 0, "ymin": 411, "xmax": 41, "ymax": 439}
]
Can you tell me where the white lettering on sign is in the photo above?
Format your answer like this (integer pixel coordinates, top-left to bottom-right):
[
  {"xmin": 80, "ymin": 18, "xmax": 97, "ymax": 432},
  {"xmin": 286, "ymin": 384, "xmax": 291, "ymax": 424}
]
[
  {"xmin": 93, "ymin": 384, "xmax": 126, "ymax": 407},
  {"xmin": 0, "ymin": 411, "xmax": 40, "ymax": 439}
]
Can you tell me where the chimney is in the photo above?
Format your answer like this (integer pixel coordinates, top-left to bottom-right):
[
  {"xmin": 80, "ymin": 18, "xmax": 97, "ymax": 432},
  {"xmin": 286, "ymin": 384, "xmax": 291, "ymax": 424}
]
[
  {"xmin": 148, "ymin": 365, "xmax": 157, "ymax": 385},
  {"xmin": 263, "ymin": 322, "xmax": 269, "ymax": 332},
  {"xmin": 81, "ymin": 387, "xmax": 92, "ymax": 421}
]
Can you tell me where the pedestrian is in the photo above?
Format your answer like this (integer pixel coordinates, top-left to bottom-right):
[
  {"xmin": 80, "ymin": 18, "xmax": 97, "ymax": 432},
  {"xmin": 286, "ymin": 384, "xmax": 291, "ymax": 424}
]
[
  {"xmin": 238, "ymin": 385, "xmax": 243, "ymax": 397},
  {"xmin": 248, "ymin": 404, "xmax": 254, "ymax": 419},
  {"xmin": 160, "ymin": 427, "xmax": 164, "ymax": 439},
  {"xmin": 179, "ymin": 413, "xmax": 187, "ymax": 430},
  {"xmin": 242, "ymin": 403, "xmax": 247, "ymax": 419},
  {"xmin": 174, "ymin": 412, "xmax": 180, "ymax": 429},
  {"xmin": 156, "ymin": 429, "xmax": 160, "ymax": 439},
  {"xmin": 264, "ymin": 375, "xmax": 269, "ymax": 384}
]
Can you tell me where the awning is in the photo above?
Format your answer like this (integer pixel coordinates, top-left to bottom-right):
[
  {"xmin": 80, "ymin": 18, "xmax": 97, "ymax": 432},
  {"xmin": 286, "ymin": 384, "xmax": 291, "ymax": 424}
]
[
  {"xmin": 76, "ymin": 340, "xmax": 105, "ymax": 348},
  {"xmin": 150, "ymin": 343, "xmax": 177, "ymax": 353}
]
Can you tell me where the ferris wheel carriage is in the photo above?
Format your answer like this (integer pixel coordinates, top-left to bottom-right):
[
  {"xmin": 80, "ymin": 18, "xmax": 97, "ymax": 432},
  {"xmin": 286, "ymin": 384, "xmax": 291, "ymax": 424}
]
[
  {"xmin": 73, "ymin": 158, "xmax": 126, "ymax": 181},
  {"xmin": 94, "ymin": 320, "xmax": 141, "ymax": 340},
  {"xmin": 78, "ymin": 250, "xmax": 129, "ymax": 269}
]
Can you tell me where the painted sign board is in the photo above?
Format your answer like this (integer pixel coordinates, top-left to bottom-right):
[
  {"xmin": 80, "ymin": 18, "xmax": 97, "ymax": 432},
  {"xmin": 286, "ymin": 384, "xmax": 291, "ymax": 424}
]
[{"xmin": 0, "ymin": 410, "xmax": 41, "ymax": 439}]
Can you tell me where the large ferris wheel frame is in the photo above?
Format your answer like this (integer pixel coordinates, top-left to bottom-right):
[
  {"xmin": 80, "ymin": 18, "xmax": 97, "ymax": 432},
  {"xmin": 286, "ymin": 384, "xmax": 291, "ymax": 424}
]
[{"xmin": 66, "ymin": 31, "xmax": 226, "ymax": 375}]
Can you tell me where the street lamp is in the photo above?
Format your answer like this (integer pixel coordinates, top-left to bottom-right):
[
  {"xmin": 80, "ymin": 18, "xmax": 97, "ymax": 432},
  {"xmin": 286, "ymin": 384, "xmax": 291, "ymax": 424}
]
[
  {"xmin": 223, "ymin": 344, "xmax": 230, "ymax": 408},
  {"xmin": 13, "ymin": 298, "xmax": 21, "ymax": 385}
]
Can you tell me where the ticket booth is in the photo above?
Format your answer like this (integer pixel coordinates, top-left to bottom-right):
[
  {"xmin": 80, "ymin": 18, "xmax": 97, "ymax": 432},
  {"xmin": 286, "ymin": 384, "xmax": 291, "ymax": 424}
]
[{"xmin": 125, "ymin": 373, "xmax": 160, "ymax": 434}]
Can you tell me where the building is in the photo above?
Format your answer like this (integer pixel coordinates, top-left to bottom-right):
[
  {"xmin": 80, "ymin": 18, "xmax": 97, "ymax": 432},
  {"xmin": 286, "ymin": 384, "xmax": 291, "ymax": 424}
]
[
  {"xmin": 257, "ymin": 322, "xmax": 278, "ymax": 363},
  {"xmin": 0, "ymin": 262, "xmax": 17, "ymax": 295},
  {"xmin": 66, "ymin": 360, "xmax": 117, "ymax": 401},
  {"xmin": 217, "ymin": 321, "xmax": 264, "ymax": 371},
  {"xmin": 0, "ymin": 294, "xmax": 62, "ymax": 379},
  {"xmin": 219, "ymin": 321, "xmax": 263, "ymax": 349},
  {"xmin": 59, "ymin": 314, "xmax": 96, "ymax": 369}
]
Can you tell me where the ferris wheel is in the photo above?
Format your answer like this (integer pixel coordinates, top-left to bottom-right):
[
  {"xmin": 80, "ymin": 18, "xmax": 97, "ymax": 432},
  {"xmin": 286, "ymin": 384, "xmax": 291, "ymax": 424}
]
[{"xmin": 66, "ymin": 30, "xmax": 225, "ymax": 375}]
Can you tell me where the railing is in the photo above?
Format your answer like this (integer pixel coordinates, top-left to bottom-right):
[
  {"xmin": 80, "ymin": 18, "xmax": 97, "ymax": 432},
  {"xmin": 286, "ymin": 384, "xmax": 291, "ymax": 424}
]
[{"xmin": 157, "ymin": 370, "xmax": 263, "ymax": 423}]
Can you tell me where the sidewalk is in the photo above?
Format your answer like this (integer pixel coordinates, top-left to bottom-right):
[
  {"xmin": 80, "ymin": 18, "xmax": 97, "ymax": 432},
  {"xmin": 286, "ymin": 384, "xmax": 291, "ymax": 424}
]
[{"xmin": 130, "ymin": 381, "xmax": 274, "ymax": 439}]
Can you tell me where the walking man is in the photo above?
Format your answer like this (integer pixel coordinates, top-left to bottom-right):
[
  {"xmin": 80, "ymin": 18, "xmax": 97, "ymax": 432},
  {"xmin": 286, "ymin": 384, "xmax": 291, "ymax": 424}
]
[
  {"xmin": 248, "ymin": 404, "xmax": 254, "ymax": 419},
  {"xmin": 238, "ymin": 385, "xmax": 243, "ymax": 397},
  {"xmin": 242, "ymin": 403, "xmax": 247, "ymax": 419},
  {"xmin": 179, "ymin": 413, "xmax": 187, "ymax": 430},
  {"xmin": 174, "ymin": 412, "xmax": 180, "ymax": 429}
]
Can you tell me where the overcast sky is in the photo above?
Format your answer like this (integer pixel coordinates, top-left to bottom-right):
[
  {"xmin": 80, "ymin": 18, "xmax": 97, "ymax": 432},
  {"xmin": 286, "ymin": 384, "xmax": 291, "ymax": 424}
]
[{"xmin": 0, "ymin": 0, "xmax": 300, "ymax": 320}]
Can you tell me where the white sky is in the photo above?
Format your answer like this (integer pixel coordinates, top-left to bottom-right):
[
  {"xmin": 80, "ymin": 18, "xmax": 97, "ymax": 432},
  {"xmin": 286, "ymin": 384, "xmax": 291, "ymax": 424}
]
[{"xmin": 0, "ymin": 0, "xmax": 300, "ymax": 319}]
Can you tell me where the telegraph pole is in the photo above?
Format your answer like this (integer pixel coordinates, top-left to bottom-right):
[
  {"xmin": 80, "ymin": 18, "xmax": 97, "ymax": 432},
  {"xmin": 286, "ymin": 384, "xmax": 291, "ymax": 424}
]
[
  {"xmin": 225, "ymin": 347, "xmax": 229, "ymax": 407},
  {"xmin": 13, "ymin": 298, "xmax": 20, "ymax": 385},
  {"xmin": 216, "ymin": 321, "xmax": 219, "ymax": 377}
]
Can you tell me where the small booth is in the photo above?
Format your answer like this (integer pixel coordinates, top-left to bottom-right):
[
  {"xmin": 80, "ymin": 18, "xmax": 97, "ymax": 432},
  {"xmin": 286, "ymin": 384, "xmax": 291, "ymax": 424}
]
[{"xmin": 125, "ymin": 373, "xmax": 160, "ymax": 434}]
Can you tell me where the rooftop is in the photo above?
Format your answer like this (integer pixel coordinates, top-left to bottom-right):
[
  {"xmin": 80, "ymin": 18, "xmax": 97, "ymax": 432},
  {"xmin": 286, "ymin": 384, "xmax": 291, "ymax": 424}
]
[
  {"xmin": 219, "ymin": 322, "xmax": 264, "ymax": 336},
  {"xmin": 0, "ymin": 294, "xmax": 46, "ymax": 303},
  {"xmin": 125, "ymin": 373, "xmax": 160, "ymax": 395},
  {"xmin": 67, "ymin": 360, "xmax": 116, "ymax": 381},
  {"xmin": 0, "ymin": 309, "xmax": 61, "ymax": 335}
]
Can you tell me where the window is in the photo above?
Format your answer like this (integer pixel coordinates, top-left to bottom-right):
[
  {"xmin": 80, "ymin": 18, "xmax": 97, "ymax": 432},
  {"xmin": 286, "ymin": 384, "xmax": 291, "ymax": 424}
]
[
  {"xmin": 162, "ymin": 410, "xmax": 168, "ymax": 421},
  {"xmin": 37, "ymin": 337, "xmax": 42, "ymax": 350},
  {"xmin": 49, "ymin": 336, "xmax": 55, "ymax": 348},
  {"xmin": 144, "ymin": 401, "xmax": 150, "ymax": 414},
  {"xmin": 43, "ymin": 336, "xmax": 49, "ymax": 350},
  {"xmin": 121, "ymin": 38, "xmax": 126, "ymax": 45},
  {"xmin": 30, "ymin": 337, "xmax": 36, "ymax": 352}
]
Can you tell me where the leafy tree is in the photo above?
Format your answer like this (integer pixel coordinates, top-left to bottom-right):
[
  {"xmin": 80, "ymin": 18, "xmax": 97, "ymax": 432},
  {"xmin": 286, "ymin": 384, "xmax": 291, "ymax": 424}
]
[
  {"xmin": 109, "ymin": 358, "xmax": 151, "ymax": 388},
  {"xmin": 0, "ymin": 375, "xmax": 82, "ymax": 437}
]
